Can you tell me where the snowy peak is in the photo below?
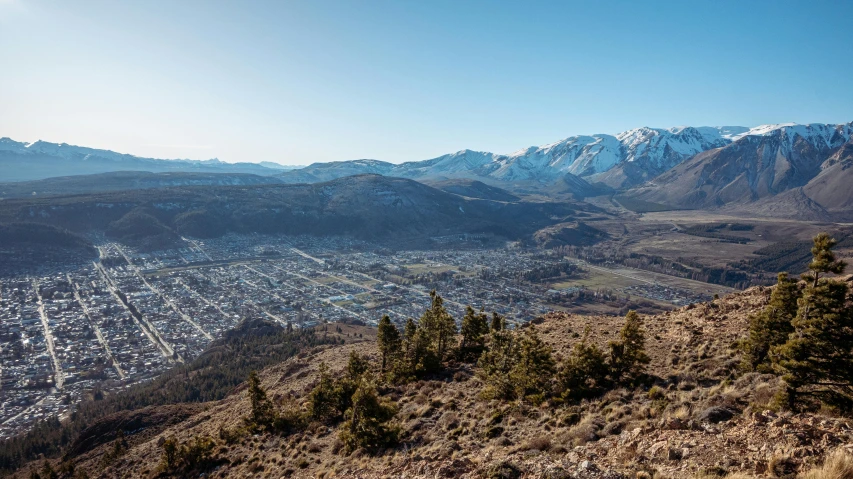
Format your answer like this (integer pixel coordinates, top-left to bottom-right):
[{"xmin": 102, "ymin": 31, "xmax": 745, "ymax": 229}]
[{"xmin": 0, "ymin": 137, "xmax": 30, "ymax": 153}]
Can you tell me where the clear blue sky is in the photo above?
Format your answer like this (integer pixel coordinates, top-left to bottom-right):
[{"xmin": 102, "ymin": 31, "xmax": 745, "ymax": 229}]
[{"xmin": 1, "ymin": 0, "xmax": 851, "ymax": 165}]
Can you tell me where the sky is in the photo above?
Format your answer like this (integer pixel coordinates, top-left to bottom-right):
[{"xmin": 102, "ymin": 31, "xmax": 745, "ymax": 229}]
[{"xmin": 1, "ymin": 0, "xmax": 851, "ymax": 165}]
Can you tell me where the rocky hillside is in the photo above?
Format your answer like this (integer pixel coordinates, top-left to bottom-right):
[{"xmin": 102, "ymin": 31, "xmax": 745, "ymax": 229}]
[{"xmin": 22, "ymin": 284, "xmax": 853, "ymax": 479}]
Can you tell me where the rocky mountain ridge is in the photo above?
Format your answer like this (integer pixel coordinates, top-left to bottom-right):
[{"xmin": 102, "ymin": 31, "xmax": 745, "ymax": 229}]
[{"xmin": 624, "ymin": 123, "xmax": 853, "ymax": 219}]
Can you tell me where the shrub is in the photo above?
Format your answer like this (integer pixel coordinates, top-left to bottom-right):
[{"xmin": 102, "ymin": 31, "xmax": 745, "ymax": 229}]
[
  {"xmin": 798, "ymin": 449, "xmax": 853, "ymax": 479},
  {"xmin": 338, "ymin": 375, "xmax": 399, "ymax": 454},
  {"xmin": 158, "ymin": 435, "xmax": 216, "ymax": 474}
]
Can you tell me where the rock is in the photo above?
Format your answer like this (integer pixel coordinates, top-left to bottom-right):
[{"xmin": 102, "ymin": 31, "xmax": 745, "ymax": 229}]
[
  {"xmin": 660, "ymin": 417, "xmax": 686, "ymax": 430},
  {"xmin": 698, "ymin": 406, "xmax": 735, "ymax": 424},
  {"xmin": 486, "ymin": 461, "xmax": 523, "ymax": 479},
  {"xmin": 437, "ymin": 458, "xmax": 474, "ymax": 477},
  {"xmin": 578, "ymin": 460, "xmax": 598, "ymax": 472},
  {"xmin": 647, "ymin": 440, "xmax": 669, "ymax": 458},
  {"xmin": 667, "ymin": 447, "xmax": 683, "ymax": 460},
  {"xmin": 543, "ymin": 466, "xmax": 574, "ymax": 479}
]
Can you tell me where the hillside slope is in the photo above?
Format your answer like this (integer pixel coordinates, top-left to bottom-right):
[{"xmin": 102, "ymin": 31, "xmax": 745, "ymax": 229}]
[
  {"xmin": 26, "ymin": 286, "xmax": 853, "ymax": 479},
  {"xmin": 0, "ymin": 171, "xmax": 282, "ymax": 199}
]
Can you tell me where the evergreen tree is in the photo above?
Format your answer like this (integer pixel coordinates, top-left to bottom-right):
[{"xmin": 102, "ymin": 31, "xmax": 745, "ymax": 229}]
[
  {"xmin": 338, "ymin": 374, "xmax": 399, "ymax": 453},
  {"xmin": 741, "ymin": 273, "xmax": 799, "ymax": 372},
  {"xmin": 490, "ymin": 312, "xmax": 506, "ymax": 332},
  {"xmin": 609, "ymin": 310, "xmax": 651, "ymax": 383},
  {"xmin": 40, "ymin": 462, "xmax": 56, "ymax": 479},
  {"xmin": 344, "ymin": 350, "xmax": 370, "ymax": 381},
  {"xmin": 418, "ymin": 290, "xmax": 457, "ymax": 361},
  {"xmin": 477, "ymin": 328, "xmax": 519, "ymax": 400},
  {"xmin": 774, "ymin": 276, "xmax": 853, "ymax": 410},
  {"xmin": 459, "ymin": 306, "xmax": 489, "ymax": 361},
  {"xmin": 246, "ymin": 370, "xmax": 276, "ymax": 428},
  {"xmin": 560, "ymin": 328, "xmax": 610, "ymax": 400},
  {"xmin": 510, "ymin": 325, "xmax": 557, "ymax": 401},
  {"xmin": 401, "ymin": 317, "xmax": 418, "ymax": 365},
  {"xmin": 335, "ymin": 351, "xmax": 370, "ymax": 416},
  {"xmin": 773, "ymin": 233, "xmax": 853, "ymax": 411},
  {"xmin": 309, "ymin": 363, "xmax": 339, "ymax": 422},
  {"xmin": 804, "ymin": 232, "xmax": 846, "ymax": 288},
  {"xmin": 160, "ymin": 437, "xmax": 178, "ymax": 470},
  {"xmin": 376, "ymin": 315, "xmax": 401, "ymax": 372}
]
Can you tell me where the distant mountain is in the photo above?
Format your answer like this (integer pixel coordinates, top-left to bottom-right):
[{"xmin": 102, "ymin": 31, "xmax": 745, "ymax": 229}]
[
  {"xmin": 275, "ymin": 125, "xmax": 752, "ymax": 191},
  {"xmin": 623, "ymin": 122, "xmax": 853, "ymax": 219},
  {"xmin": 0, "ymin": 171, "xmax": 283, "ymax": 199},
  {"xmin": 0, "ymin": 138, "xmax": 283, "ymax": 181}
]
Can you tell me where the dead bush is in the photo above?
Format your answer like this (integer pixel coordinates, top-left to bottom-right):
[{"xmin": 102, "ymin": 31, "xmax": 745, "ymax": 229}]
[
  {"xmin": 520, "ymin": 436, "xmax": 551, "ymax": 452},
  {"xmin": 798, "ymin": 449, "xmax": 853, "ymax": 479}
]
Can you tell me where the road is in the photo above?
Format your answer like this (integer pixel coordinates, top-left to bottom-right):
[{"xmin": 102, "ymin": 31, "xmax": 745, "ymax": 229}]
[
  {"xmin": 94, "ymin": 261, "xmax": 181, "ymax": 363},
  {"xmin": 67, "ymin": 274, "xmax": 127, "ymax": 379},
  {"xmin": 31, "ymin": 279, "xmax": 63, "ymax": 390},
  {"xmin": 242, "ymin": 264, "xmax": 371, "ymax": 323},
  {"xmin": 112, "ymin": 244, "xmax": 213, "ymax": 341}
]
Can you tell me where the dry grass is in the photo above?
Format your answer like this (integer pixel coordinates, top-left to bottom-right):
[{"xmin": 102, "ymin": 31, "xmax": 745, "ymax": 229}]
[{"xmin": 799, "ymin": 450, "xmax": 853, "ymax": 479}]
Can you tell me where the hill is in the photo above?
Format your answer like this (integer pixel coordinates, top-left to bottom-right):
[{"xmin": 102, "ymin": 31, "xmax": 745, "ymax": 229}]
[
  {"xmin": 0, "ymin": 171, "xmax": 282, "ymax": 199},
  {"xmin": 0, "ymin": 174, "xmax": 603, "ymax": 246},
  {"xmin": 0, "ymin": 223, "xmax": 97, "ymax": 276},
  {"xmin": 14, "ymin": 285, "xmax": 853, "ymax": 478}
]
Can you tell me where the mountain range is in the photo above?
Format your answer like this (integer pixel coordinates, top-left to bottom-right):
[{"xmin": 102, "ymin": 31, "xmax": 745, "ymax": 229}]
[
  {"xmin": 0, "ymin": 138, "xmax": 291, "ymax": 182},
  {"xmin": 623, "ymin": 123, "xmax": 853, "ymax": 219},
  {"xmin": 3, "ymin": 121, "xmax": 852, "ymax": 220}
]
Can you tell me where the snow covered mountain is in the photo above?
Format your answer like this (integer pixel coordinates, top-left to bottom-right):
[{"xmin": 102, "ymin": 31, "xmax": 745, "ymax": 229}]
[
  {"xmin": 278, "ymin": 122, "xmax": 853, "ymax": 193},
  {"xmin": 623, "ymin": 122, "xmax": 853, "ymax": 218},
  {"xmin": 5, "ymin": 122, "xmax": 851, "ymax": 200},
  {"xmin": 276, "ymin": 125, "xmax": 753, "ymax": 190},
  {"xmin": 0, "ymin": 138, "xmax": 283, "ymax": 182}
]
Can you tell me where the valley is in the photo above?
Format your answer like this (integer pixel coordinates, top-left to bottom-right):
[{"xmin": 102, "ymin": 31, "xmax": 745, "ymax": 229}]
[
  {"xmin": 0, "ymin": 231, "xmax": 737, "ymax": 441},
  {"xmin": 1, "ymin": 200, "xmax": 849, "ymax": 448}
]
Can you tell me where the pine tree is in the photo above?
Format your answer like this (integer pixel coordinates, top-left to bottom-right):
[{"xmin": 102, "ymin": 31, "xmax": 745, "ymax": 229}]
[
  {"xmin": 459, "ymin": 306, "xmax": 489, "ymax": 361},
  {"xmin": 804, "ymin": 232, "xmax": 846, "ymax": 288},
  {"xmin": 376, "ymin": 315, "xmax": 401, "ymax": 372},
  {"xmin": 773, "ymin": 233, "xmax": 853, "ymax": 411},
  {"xmin": 774, "ymin": 276, "xmax": 853, "ymax": 410},
  {"xmin": 246, "ymin": 370, "xmax": 276, "ymax": 428},
  {"xmin": 338, "ymin": 374, "xmax": 399, "ymax": 453},
  {"xmin": 609, "ymin": 310, "xmax": 651, "ymax": 383},
  {"xmin": 402, "ymin": 317, "xmax": 417, "ymax": 354},
  {"xmin": 40, "ymin": 462, "xmax": 56, "ymax": 479},
  {"xmin": 418, "ymin": 290, "xmax": 457, "ymax": 361},
  {"xmin": 510, "ymin": 325, "xmax": 556, "ymax": 401},
  {"xmin": 335, "ymin": 351, "xmax": 370, "ymax": 416},
  {"xmin": 491, "ymin": 312, "xmax": 506, "ymax": 332},
  {"xmin": 560, "ymin": 328, "xmax": 610, "ymax": 400},
  {"xmin": 309, "ymin": 363, "xmax": 339, "ymax": 422},
  {"xmin": 477, "ymin": 328, "xmax": 519, "ymax": 400},
  {"xmin": 345, "ymin": 350, "xmax": 370, "ymax": 381},
  {"xmin": 741, "ymin": 273, "xmax": 799, "ymax": 372}
]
